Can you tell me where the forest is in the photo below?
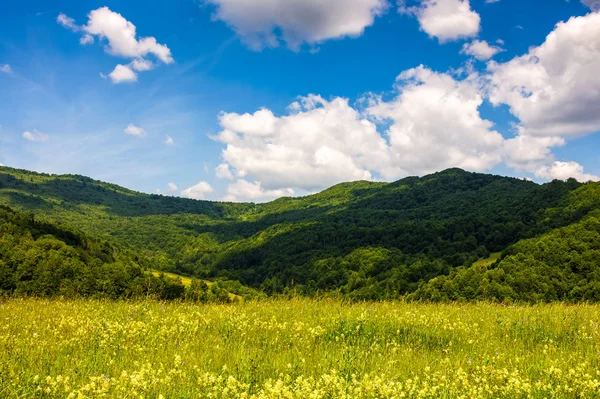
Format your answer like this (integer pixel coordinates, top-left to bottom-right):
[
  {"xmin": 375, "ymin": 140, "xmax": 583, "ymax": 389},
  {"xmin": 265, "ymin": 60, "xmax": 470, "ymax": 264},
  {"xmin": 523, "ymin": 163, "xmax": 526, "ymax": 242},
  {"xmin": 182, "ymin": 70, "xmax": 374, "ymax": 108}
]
[{"xmin": 1, "ymin": 165, "xmax": 599, "ymax": 302}]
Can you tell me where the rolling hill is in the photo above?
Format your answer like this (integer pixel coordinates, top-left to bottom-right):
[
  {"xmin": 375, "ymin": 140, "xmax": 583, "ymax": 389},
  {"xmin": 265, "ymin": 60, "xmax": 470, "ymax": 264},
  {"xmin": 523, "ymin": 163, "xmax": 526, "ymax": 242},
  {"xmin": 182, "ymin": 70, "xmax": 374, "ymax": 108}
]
[{"xmin": 1, "ymin": 165, "xmax": 599, "ymax": 301}]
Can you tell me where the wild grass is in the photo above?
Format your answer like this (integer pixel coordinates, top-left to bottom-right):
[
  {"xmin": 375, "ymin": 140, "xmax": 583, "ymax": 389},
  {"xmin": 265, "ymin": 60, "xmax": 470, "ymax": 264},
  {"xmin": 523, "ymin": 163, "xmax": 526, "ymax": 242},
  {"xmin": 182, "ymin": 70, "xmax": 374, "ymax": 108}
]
[{"xmin": 1, "ymin": 299, "xmax": 599, "ymax": 398}]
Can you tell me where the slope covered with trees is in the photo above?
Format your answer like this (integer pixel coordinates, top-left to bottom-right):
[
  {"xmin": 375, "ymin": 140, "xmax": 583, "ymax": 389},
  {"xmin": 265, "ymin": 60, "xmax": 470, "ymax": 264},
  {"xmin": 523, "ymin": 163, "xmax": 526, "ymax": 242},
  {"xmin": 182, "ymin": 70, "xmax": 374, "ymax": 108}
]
[
  {"xmin": 0, "ymin": 205, "xmax": 188, "ymax": 299},
  {"xmin": 1, "ymin": 165, "xmax": 599, "ymax": 301}
]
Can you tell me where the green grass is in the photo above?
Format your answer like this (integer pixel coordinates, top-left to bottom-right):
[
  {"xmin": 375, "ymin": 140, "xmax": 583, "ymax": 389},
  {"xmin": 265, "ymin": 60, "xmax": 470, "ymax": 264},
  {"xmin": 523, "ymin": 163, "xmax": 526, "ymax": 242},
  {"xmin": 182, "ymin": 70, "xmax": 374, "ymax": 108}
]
[
  {"xmin": 1, "ymin": 299, "xmax": 600, "ymax": 398},
  {"xmin": 150, "ymin": 270, "xmax": 242, "ymax": 301},
  {"xmin": 473, "ymin": 252, "xmax": 502, "ymax": 268}
]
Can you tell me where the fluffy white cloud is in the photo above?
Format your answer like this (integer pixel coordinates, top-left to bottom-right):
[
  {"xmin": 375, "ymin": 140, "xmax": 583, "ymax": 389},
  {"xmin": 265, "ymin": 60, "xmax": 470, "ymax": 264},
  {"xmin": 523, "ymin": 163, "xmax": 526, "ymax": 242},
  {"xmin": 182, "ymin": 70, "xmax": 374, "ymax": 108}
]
[
  {"xmin": 487, "ymin": 12, "xmax": 600, "ymax": 137},
  {"xmin": 109, "ymin": 64, "xmax": 137, "ymax": 83},
  {"xmin": 81, "ymin": 7, "xmax": 173, "ymax": 63},
  {"xmin": 224, "ymin": 180, "xmax": 294, "ymax": 202},
  {"xmin": 0, "ymin": 64, "xmax": 11, "ymax": 73},
  {"xmin": 168, "ymin": 182, "xmax": 178, "ymax": 191},
  {"xmin": 536, "ymin": 161, "xmax": 599, "ymax": 182},
  {"xmin": 214, "ymin": 95, "xmax": 386, "ymax": 191},
  {"xmin": 367, "ymin": 66, "xmax": 505, "ymax": 176},
  {"xmin": 212, "ymin": 62, "xmax": 597, "ymax": 199},
  {"xmin": 582, "ymin": 0, "xmax": 600, "ymax": 11},
  {"xmin": 215, "ymin": 163, "xmax": 234, "ymax": 180},
  {"xmin": 461, "ymin": 40, "xmax": 503, "ymax": 60},
  {"xmin": 204, "ymin": 0, "xmax": 389, "ymax": 50},
  {"xmin": 124, "ymin": 124, "xmax": 146, "ymax": 137},
  {"xmin": 181, "ymin": 181, "xmax": 215, "ymax": 200},
  {"xmin": 165, "ymin": 135, "xmax": 174, "ymax": 145},
  {"xmin": 58, "ymin": 7, "xmax": 172, "ymax": 81},
  {"xmin": 400, "ymin": 0, "xmax": 480, "ymax": 42},
  {"xmin": 23, "ymin": 130, "xmax": 49, "ymax": 142}
]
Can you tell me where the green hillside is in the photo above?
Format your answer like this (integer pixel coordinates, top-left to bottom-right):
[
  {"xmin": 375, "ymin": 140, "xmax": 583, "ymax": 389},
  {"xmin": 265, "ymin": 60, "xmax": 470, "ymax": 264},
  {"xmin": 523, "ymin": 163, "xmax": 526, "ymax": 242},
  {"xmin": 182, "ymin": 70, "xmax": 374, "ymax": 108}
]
[
  {"xmin": 1, "ymin": 165, "xmax": 599, "ymax": 301},
  {"xmin": 0, "ymin": 205, "xmax": 186, "ymax": 299}
]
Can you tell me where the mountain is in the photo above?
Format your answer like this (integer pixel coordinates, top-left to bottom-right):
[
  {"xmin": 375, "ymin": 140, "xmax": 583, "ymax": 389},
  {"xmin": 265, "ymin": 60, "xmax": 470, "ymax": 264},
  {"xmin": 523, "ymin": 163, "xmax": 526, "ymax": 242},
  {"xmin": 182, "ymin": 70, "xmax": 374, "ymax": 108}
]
[
  {"xmin": 0, "ymin": 205, "xmax": 186, "ymax": 299},
  {"xmin": 1, "ymin": 165, "xmax": 599, "ymax": 302}
]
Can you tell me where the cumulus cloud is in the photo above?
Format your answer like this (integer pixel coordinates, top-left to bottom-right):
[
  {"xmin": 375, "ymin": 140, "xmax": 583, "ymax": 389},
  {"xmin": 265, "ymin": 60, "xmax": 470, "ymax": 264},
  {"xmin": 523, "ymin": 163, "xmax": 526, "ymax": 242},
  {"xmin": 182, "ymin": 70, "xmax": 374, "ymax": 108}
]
[
  {"xmin": 212, "ymin": 62, "xmax": 598, "ymax": 199},
  {"xmin": 124, "ymin": 124, "xmax": 146, "ymax": 137},
  {"xmin": 204, "ymin": 0, "xmax": 389, "ymax": 50},
  {"xmin": 224, "ymin": 180, "xmax": 294, "ymax": 202},
  {"xmin": 168, "ymin": 182, "xmax": 178, "ymax": 191},
  {"xmin": 108, "ymin": 64, "xmax": 137, "ymax": 83},
  {"xmin": 400, "ymin": 0, "xmax": 480, "ymax": 42},
  {"xmin": 367, "ymin": 66, "xmax": 505, "ymax": 176},
  {"xmin": 180, "ymin": 181, "xmax": 215, "ymax": 200},
  {"xmin": 215, "ymin": 163, "xmax": 234, "ymax": 180},
  {"xmin": 214, "ymin": 95, "xmax": 385, "ymax": 191},
  {"xmin": 165, "ymin": 135, "xmax": 174, "ymax": 145},
  {"xmin": 23, "ymin": 130, "xmax": 49, "ymax": 142},
  {"xmin": 487, "ymin": 12, "xmax": 600, "ymax": 137},
  {"xmin": 58, "ymin": 7, "xmax": 173, "ymax": 82},
  {"xmin": 536, "ymin": 162, "xmax": 599, "ymax": 182},
  {"xmin": 461, "ymin": 40, "xmax": 503, "ymax": 60},
  {"xmin": 1, "ymin": 64, "xmax": 11, "ymax": 73}
]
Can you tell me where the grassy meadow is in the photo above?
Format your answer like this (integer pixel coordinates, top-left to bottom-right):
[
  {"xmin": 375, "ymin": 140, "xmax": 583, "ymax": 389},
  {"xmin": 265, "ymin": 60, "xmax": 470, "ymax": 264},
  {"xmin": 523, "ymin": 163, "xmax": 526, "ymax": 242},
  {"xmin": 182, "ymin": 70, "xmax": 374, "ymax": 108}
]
[{"xmin": 1, "ymin": 299, "xmax": 600, "ymax": 398}]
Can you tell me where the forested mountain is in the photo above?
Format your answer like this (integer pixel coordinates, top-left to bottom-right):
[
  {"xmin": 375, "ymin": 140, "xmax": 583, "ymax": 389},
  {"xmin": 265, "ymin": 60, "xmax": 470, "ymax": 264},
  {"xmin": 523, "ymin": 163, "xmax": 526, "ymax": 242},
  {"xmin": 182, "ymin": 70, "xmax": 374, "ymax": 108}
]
[
  {"xmin": 0, "ymin": 205, "xmax": 186, "ymax": 299},
  {"xmin": 1, "ymin": 165, "xmax": 599, "ymax": 301}
]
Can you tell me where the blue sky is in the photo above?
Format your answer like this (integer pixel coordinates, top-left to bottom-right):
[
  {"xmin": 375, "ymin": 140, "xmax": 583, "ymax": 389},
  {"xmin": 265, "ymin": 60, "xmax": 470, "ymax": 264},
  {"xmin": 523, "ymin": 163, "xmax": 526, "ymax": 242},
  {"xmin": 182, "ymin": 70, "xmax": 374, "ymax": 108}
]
[{"xmin": 1, "ymin": 0, "xmax": 599, "ymax": 202}]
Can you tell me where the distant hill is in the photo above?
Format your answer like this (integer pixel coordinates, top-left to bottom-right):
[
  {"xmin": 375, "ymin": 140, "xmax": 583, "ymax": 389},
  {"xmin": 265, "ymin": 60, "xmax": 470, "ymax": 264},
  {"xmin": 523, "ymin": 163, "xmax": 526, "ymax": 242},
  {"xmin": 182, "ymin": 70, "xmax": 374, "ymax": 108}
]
[{"xmin": 1, "ymin": 165, "xmax": 599, "ymax": 301}]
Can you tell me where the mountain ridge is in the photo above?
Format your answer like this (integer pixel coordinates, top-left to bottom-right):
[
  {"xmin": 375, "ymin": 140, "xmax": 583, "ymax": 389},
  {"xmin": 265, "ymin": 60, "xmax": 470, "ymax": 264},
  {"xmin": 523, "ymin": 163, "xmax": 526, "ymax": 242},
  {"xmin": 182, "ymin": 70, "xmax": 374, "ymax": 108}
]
[{"xmin": 1, "ymin": 165, "xmax": 599, "ymax": 301}]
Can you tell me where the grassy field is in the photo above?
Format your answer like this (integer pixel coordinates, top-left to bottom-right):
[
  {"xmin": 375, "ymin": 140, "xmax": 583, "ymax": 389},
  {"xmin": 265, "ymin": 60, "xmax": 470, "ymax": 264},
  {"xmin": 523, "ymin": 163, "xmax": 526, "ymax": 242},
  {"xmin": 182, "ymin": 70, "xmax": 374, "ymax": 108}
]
[{"xmin": 1, "ymin": 300, "xmax": 600, "ymax": 398}]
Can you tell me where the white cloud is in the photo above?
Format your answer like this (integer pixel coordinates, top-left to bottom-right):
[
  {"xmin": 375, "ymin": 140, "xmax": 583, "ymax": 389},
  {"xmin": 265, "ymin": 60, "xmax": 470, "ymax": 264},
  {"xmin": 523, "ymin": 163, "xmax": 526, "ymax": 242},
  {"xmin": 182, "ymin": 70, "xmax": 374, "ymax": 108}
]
[
  {"xmin": 168, "ymin": 182, "xmax": 178, "ymax": 191},
  {"xmin": 400, "ymin": 0, "xmax": 480, "ymax": 42},
  {"xmin": 165, "ymin": 135, "xmax": 174, "ymax": 145},
  {"xmin": 81, "ymin": 7, "xmax": 173, "ymax": 63},
  {"xmin": 486, "ymin": 0, "xmax": 501, "ymax": 3},
  {"xmin": 130, "ymin": 58, "xmax": 154, "ymax": 71},
  {"xmin": 23, "ymin": 130, "xmax": 49, "ymax": 142},
  {"xmin": 214, "ymin": 95, "xmax": 385, "ymax": 191},
  {"xmin": 108, "ymin": 64, "xmax": 137, "ymax": 83},
  {"xmin": 124, "ymin": 124, "xmax": 146, "ymax": 137},
  {"xmin": 367, "ymin": 66, "xmax": 506, "ymax": 176},
  {"xmin": 180, "ymin": 181, "xmax": 215, "ymax": 200},
  {"xmin": 57, "ymin": 13, "xmax": 78, "ymax": 31},
  {"xmin": 1, "ymin": 64, "xmax": 11, "ymax": 73},
  {"xmin": 224, "ymin": 179, "xmax": 294, "ymax": 202},
  {"xmin": 211, "ymin": 61, "xmax": 598, "ymax": 198},
  {"xmin": 216, "ymin": 163, "xmax": 234, "ymax": 180},
  {"xmin": 58, "ymin": 7, "xmax": 173, "ymax": 82},
  {"xmin": 204, "ymin": 0, "xmax": 389, "ymax": 50},
  {"xmin": 582, "ymin": 0, "xmax": 600, "ymax": 11},
  {"xmin": 79, "ymin": 34, "xmax": 94, "ymax": 45},
  {"xmin": 461, "ymin": 40, "xmax": 503, "ymax": 61},
  {"xmin": 487, "ymin": 12, "xmax": 600, "ymax": 137},
  {"xmin": 536, "ymin": 161, "xmax": 599, "ymax": 182}
]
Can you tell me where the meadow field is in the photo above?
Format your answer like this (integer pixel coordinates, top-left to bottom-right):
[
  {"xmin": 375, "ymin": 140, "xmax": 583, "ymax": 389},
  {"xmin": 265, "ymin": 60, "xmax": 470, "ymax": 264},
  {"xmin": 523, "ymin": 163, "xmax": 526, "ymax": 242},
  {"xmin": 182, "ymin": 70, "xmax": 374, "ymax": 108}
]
[{"xmin": 1, "ymin": 299, "xmax": 600, "ymax": 398}]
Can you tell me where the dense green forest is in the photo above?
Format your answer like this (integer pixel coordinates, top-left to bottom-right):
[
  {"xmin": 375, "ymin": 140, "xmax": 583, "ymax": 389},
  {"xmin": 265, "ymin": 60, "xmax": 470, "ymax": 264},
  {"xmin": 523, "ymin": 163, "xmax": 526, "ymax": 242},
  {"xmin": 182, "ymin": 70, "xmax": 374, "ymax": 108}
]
[
  {"xmin": 1, "ymin": 165, "xmax": 599, "ymax": 301},
  {"xmin": 0, "ymin": 204, "xmax": 240, "ymax": 301}
]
